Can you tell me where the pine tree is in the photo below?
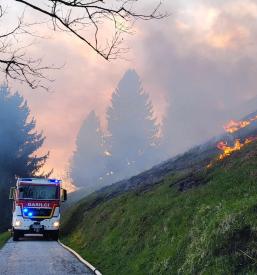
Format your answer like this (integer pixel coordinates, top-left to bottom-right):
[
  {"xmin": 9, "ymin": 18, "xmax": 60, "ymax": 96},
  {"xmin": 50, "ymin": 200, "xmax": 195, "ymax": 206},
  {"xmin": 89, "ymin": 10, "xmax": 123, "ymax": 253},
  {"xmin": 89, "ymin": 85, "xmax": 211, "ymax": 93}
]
[
  {"xmin": 106, "ymin": 69, "xmax": 160, "ymax": 182},
  {"xmin": 71, "ymin": 111, "xmax": 106, "ymax": 190},
  {"xmin": 0, "ymin": 85, "xmax": 48, "ymax": 231}
]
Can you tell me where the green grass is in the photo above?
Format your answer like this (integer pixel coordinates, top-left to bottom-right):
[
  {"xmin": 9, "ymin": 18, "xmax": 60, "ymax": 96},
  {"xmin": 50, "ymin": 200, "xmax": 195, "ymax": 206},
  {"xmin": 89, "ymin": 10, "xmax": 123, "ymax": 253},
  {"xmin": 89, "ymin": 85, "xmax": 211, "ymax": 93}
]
[
  {"xmin": 61, "ymin": 141, "xmax": 257, "ymax": 275},
  {"xmin": 0, "ymin": 232, "xmax": 10, "ymax": 249}
]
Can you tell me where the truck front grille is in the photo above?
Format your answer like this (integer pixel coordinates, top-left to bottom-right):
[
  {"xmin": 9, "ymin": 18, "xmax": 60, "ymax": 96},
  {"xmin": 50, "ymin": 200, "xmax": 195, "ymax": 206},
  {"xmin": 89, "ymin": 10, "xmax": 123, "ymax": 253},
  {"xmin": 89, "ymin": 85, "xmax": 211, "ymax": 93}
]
[{"xmin": 23, "ymin": 208, "xmax": 53, "ymax": 218}]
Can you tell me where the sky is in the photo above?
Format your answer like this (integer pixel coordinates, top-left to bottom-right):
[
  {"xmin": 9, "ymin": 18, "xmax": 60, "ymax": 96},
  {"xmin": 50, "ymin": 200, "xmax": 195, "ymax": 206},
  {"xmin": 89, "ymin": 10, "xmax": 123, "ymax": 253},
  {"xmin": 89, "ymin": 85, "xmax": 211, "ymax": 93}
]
[{"xmin": 3, "ymin": 0, "xmax": 257, "ymax": 189}]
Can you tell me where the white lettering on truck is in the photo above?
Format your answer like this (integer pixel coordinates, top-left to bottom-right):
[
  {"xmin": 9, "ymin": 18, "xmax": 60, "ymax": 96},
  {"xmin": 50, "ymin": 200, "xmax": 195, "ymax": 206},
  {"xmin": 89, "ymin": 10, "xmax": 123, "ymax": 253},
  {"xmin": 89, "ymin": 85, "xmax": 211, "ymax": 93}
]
[{"xmin": 27, "ymin": 202, "xmax": 50, "ymax": 207}]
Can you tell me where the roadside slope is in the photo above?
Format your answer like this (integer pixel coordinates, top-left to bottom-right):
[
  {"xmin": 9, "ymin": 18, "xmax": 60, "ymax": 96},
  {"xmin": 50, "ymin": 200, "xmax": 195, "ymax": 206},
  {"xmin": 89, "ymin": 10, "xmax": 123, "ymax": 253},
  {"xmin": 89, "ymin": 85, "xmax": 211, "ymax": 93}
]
[
  {"xmin": 0, "ymin": 232, "xmax": 10, "ymax": 249},
  {"xmin": 61, "ymin": 141, "xmax": 257, "ymax": 275}
]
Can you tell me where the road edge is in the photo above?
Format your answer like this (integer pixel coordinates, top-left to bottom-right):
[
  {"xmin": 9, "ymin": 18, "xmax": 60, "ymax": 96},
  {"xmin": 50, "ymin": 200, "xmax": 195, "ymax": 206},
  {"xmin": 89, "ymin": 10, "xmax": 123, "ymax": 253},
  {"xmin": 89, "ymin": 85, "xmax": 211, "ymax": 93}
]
[{"xmin": 58, "ymin": 240, "xmax": 102, "ymax": 275}]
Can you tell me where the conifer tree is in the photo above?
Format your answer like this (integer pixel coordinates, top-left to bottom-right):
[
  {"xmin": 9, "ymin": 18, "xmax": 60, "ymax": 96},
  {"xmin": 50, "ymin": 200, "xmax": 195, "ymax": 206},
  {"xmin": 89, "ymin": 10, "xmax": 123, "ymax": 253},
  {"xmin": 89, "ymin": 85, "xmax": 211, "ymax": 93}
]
[
  {"xmin": 71, "ymin": 111, "xmax": 106, "ymax": 190},
  {"xmin": 0, "ymin": 85, "xmax": 48, "ymax": 231},
  {"xmin": 106, "ymin": 70, "xmax": 160, "ymax": 182}
]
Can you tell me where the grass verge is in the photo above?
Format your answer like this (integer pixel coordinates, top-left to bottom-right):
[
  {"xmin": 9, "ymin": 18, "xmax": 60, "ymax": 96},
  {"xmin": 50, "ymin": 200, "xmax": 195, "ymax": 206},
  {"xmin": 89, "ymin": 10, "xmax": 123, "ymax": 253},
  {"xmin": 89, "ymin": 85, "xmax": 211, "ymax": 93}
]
[
  {"xmin": 0, "ymin": 232, "xmax": 10, "ymax": 249},
  {"xmin": 61, "ymin": 141, "xmax": 257, "ymax": 275}
]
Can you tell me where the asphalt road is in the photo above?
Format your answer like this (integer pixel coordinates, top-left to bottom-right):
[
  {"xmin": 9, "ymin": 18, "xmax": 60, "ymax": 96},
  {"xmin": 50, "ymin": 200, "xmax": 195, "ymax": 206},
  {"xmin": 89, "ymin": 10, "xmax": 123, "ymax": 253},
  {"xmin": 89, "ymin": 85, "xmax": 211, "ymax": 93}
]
[{"xmin": 0, "ymin": 235, "xmax": 94, "ymax": 275}]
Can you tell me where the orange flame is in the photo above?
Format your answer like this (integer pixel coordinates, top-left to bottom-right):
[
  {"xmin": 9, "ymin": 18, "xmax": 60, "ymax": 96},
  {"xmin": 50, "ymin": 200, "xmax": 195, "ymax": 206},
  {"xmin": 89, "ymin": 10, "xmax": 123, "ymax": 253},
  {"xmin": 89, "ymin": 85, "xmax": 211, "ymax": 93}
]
[
  {"xmin": 224, "ymin": 115, "xmax": 257, "ymax": 133},
  {"xmin": 217, "ymin": 137, "xmax": 256, "ymax": 160},
  {"xmin": 207, "ymin": 116, "xmax": 257, "ymax": 169}
]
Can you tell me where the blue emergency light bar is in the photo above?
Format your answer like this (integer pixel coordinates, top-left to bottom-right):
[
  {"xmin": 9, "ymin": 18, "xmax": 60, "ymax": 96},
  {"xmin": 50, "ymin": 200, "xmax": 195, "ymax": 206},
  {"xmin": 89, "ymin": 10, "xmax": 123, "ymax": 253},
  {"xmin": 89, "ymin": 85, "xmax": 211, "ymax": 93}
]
[
  {"xmin": 48, "ymin": 179, "xmax": 61, "ymax": 183},
  {"xmin": 23, "ymin": 208, "xmax": 33, "ymax": 217},
  {"xmin": 19, "ymin": 178, "xmax": 61, "ymax": 184}
]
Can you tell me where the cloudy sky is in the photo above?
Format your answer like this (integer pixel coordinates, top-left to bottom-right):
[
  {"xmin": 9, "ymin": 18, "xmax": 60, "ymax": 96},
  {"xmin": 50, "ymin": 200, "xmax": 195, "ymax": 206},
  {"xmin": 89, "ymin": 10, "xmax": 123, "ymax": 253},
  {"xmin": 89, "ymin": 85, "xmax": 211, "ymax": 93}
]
[{"xmin": 3, "ymin": 0, "xmax": 257, "ymax": 186}]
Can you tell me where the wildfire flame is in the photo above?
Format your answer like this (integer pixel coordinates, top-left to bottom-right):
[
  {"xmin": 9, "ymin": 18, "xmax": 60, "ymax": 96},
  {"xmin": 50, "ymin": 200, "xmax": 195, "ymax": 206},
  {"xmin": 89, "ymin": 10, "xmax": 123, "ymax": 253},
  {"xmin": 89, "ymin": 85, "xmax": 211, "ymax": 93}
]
[
  {"xmin": 224, "ymin": 115, "xmax": 257, "ymax": 134},
  {"xmin": 217, "ymin": 137, "xmax": 256, "ymax": 160},
  {"xmin": 207, "ymin": 115, "xmax": 257, "ymax": 169}
]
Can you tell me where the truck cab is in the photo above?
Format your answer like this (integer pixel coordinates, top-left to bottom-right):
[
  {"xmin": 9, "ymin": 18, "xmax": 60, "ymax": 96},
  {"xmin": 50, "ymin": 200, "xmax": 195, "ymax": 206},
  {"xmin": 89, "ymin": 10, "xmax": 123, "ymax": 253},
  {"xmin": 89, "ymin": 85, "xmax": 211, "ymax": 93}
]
[{"xmin": 9, "ymin": 178, "xmax": 67, "ymax": 241}]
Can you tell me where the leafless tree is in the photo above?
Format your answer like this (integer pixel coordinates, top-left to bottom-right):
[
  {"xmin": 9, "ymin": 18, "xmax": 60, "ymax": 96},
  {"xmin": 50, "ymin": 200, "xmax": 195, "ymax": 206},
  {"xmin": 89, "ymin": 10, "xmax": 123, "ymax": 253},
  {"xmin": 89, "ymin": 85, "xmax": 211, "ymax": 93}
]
[{"xmin": 0, "ymin": 0, "xmax": 165, "ymax": 89}]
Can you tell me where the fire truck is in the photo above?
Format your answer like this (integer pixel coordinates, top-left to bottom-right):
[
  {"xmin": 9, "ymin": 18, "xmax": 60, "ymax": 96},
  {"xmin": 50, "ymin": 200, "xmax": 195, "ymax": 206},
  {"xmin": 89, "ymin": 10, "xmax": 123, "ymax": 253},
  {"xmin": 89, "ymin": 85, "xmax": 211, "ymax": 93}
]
[{"xmin": 9, "ymin": 178, "xmax": 67, "ymax": 241}]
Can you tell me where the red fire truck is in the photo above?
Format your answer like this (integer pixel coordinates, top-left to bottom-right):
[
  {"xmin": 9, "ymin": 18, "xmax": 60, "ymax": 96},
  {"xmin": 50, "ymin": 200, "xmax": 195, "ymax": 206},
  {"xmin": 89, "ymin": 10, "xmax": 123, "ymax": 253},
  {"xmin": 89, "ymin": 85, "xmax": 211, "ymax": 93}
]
[{"xmin": 9, "ymin": 178, "xmax": 67, "ymax": 241}]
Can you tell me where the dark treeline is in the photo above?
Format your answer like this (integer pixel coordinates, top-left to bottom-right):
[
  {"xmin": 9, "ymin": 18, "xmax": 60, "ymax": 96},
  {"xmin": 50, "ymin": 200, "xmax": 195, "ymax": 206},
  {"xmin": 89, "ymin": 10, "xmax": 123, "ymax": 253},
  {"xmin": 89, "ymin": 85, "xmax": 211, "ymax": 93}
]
[
  {"xmin": 0, "ymin": 85, "xmax": 48, "ymax": 232},
  {"xmin": 71, "ymin": 70, "xmax": 167, "ymax": 191}
]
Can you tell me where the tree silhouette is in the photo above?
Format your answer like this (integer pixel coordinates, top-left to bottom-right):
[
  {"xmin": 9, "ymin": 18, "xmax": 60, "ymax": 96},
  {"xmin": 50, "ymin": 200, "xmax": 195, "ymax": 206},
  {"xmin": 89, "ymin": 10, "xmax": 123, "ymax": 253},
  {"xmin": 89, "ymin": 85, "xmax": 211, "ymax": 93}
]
[
  {"xmin": 0, "ymin": 85, "xmax": 48, "ymax": 231},
  {"xmin": 106, "ymin": 69, "xmax": 160, "ymax": 182},
  {"xmin": 71, "ymin": 111, "xmax": 106, "ymax": 190}
]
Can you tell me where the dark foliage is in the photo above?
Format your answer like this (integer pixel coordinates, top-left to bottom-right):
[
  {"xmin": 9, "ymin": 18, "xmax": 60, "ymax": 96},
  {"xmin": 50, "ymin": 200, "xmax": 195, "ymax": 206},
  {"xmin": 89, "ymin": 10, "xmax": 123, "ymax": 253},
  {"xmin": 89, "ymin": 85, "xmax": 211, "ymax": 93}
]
[{"xmin": 0, "ymin": 85, "xmax": 48, "ymax": 231}]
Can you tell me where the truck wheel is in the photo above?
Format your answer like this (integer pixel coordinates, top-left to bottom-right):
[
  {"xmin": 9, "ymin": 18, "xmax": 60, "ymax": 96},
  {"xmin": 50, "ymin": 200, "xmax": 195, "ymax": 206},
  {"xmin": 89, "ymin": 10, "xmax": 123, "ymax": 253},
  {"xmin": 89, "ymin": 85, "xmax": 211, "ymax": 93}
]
[
  {"xmin": 51, "ymin": 230, "xmax": 59, "ymax": 241},
  {"xmin": 13, "ymin": 230, "xmax": 20, "ymax": 241},
  {"xmin": 43, "ymin": 232, "xmax": 50, "ymax": 240}
]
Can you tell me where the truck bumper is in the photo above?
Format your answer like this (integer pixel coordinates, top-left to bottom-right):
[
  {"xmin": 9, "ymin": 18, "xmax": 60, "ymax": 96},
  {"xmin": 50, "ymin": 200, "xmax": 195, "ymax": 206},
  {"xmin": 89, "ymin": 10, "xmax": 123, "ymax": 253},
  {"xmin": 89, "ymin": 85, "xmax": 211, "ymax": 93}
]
[{"xmin": 12, "ymin": 216, "xmax": 60, "ymax": 232}]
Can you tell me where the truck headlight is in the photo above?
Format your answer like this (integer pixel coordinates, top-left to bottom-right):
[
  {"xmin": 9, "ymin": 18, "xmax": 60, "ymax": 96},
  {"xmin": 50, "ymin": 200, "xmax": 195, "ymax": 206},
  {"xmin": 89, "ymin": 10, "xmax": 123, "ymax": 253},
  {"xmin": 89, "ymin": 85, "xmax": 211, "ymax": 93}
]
[
  {"xmin": 15, "ymin": 220, "xmax": 22, "ymax": 227},
  {"xmin": 53, "ymin": 221, "xmax": 60, "ymax": 228}
]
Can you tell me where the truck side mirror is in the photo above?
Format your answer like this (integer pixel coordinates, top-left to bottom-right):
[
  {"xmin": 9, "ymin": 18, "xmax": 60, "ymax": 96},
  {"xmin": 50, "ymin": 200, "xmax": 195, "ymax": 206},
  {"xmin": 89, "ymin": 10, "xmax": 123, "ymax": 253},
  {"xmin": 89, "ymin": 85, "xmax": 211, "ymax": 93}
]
[
  {"xmin": 9, "ymin": 187, "xmax": 16, "ymax": 200},
  {"xmin": 61, "ymin": 188, "xmax": 67, "ymax": 202}
]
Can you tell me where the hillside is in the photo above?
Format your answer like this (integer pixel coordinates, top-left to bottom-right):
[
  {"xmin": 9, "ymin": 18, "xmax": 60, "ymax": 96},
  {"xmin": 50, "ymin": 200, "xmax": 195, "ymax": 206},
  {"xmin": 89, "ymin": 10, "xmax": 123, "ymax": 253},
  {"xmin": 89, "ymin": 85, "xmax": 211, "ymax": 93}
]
[
  {"xmin": 61, "ymin": 135, "xmax": 257, "ymax": 274},
  {"xmin": 66, "ymin": 110, "xmax": 257, "ymax": 209}
]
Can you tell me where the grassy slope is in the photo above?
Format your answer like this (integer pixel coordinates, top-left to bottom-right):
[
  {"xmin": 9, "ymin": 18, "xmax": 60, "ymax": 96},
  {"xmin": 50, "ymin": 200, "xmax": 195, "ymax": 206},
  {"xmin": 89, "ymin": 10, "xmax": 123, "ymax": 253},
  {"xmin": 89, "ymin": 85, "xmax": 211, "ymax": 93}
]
[
  {"xmin": 0, "ymin": 232, "xmax": 10, "ymax": 249},
  {"xmin": 61, "ymin": 141, "xmax": 257, "ymax": 275}
]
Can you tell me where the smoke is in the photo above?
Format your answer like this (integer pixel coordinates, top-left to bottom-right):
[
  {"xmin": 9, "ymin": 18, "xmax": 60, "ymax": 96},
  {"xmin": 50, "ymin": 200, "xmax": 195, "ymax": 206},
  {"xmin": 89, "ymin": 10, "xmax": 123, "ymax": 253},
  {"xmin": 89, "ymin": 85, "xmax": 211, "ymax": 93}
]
[
  {"xmin": 135, "ymin": 0, "xmax": 257, "ymax": 155},
  {"xmin": 5, "ymin": 0, "xmax": 257, "ymax": 180}
]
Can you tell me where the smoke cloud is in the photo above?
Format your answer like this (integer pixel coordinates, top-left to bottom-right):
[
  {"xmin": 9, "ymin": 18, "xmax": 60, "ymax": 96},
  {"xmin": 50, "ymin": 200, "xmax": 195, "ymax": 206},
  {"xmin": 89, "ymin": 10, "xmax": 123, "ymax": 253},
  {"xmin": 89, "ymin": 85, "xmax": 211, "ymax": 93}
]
[{"xmin": 4, "ymin": 0, "xmax": 257, "ymax": 182}]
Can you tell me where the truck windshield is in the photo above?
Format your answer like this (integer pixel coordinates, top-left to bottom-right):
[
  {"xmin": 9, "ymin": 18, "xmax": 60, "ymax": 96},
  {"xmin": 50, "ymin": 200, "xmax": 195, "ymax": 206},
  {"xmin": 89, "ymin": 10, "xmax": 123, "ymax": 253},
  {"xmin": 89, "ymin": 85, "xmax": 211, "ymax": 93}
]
[{"xmin": 18, "ymin": 185, "xmax": 59, "ymax": 200}]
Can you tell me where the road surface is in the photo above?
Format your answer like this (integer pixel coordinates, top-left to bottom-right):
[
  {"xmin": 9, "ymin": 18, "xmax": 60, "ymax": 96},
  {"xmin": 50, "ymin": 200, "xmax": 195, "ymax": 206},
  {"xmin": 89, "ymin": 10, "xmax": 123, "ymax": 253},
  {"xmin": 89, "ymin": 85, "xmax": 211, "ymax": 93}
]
[{"xmin": 0, "ymin": 236, "xmax": 94, "ymax": 275}]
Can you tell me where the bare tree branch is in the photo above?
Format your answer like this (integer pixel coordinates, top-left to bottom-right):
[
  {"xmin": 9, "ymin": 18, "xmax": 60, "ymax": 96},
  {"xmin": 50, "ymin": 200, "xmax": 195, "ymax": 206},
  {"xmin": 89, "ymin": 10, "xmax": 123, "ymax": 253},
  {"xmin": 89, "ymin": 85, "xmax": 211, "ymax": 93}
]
[
  {"xmin": 0, "ymin": 0, "xmax": 165, "ymax": 89},
  {"xmin": 14, "ymin": 0, "xmax": 165, "ymax": 59},
  {"xmin": 0, "ymin": 54, "xmax": 54, "ymax": 90},
  {"xmin": 0, "ymin": 8, "xmax": 58, "ymax": 90}
]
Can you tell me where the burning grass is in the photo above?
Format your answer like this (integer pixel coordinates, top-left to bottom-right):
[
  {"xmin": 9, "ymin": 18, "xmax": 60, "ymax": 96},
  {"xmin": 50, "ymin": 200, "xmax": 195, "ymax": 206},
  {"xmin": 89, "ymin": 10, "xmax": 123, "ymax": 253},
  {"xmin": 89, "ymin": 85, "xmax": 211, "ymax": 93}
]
[
  {"xmin": 207, "ymin": 137, "xmax": 257, "ymax": 169},
  {"xmin": 217, "ymin": 137, "xmax": 257, "ymax": 160},
  {"xmin": 224, "ymin": 115, "xmax": 257, "ymax": 134},
  {"xmin": 208, "ymin": 115, "xmax": 257, "ymax": 167}
]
